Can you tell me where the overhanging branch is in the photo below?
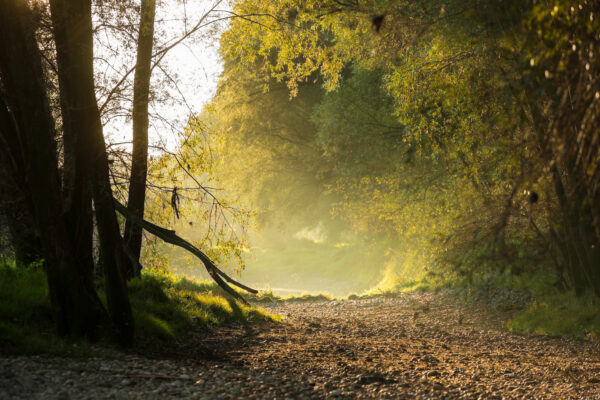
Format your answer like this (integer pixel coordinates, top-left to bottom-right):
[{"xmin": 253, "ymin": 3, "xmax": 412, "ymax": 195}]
[{"xmin": 113, "ymin": 199, "xmax": 257, "ymax": 304}]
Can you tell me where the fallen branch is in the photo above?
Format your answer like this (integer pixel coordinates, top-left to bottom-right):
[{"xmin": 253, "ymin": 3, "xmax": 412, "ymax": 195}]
[{"xmin": 113, "ymin": 199, "xmax": 257, "ymax": 304}]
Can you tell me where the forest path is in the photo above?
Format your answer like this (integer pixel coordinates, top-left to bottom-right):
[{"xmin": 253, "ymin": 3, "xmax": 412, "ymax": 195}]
[{"xmin": 2, "ymin": 293, "xmax": 600, "ymax": 399}]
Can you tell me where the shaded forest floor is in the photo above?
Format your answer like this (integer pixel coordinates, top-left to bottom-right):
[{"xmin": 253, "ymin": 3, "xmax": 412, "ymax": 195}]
[{"xmin": 2, "ymin": 292, "xmax": 600, "ymax": 399}]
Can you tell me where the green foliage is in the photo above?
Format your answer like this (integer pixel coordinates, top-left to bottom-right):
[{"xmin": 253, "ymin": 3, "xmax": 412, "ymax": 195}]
[
  {"xmin": 365, "ymin": 277, "xmax": 436, "ymax": 297},
  {"xmin": 0, "ymin": 263, "xmax": 57, "ymax": 353},
  {"xmin": 0, "ymin": 262, "xmax": 49, "ymax": 321},
  {"xmin": 211, "ymin": 0, "xmax": 529, "ymax": 286},
  {"xmin": 128, "ymin": 273, "xmax": 275, "ymax": 341},
  {"xmin": 204, "ymin": 64, "xmax": 330, "ymax": 230},
  {"xmin": 508, "ymin": 292, "xmax": 600, "ymax": 338},
  {"xmin": 176, "ymin": 0, "xmax": 600, "ymax": 316},
  {"xmin": 0, "ymin": 262, "xmax": 274, "ymax": 353},
  {"xmin": 0, "ymin": 263, "xmax": 104, "ymax": 355},
  {"xmin": 286, "ymin": 293, "xmax": 333, "ymax": 302},
  {"xmin": 175, "ymin": 276, "xmax": 332, "ymax": 304}
]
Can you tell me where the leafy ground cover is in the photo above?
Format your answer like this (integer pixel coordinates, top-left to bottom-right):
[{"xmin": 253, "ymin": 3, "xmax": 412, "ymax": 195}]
[{"xmin": 0, "ymin": 264, "xmax": 273, "ymax": 355}]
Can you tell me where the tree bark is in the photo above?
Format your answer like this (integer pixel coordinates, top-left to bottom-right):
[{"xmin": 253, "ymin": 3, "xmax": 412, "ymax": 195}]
[
  {"xmin": 49, "ymin": 0, "xmax": 134, "ymax": 344},
  {"xmin": 552, "ymin": 165, "xmax": 600, "ymax": 296},
  {"xmin": 48, "ymin": 0, "xmax": 95, "ymax": 283},
  {"xmin": 0, "ymin": 100, "xmax": 42, "ymax": 267},
  {"xmin": 124, "ymin": 0, "xmax": 156, "ymax": 278},
  {"xmin": 0, "ymin": 189, "xmax": 41, "ymax": 268},
  {"xmin": 0, "ymin": 0, "xmax": 107, "ymax": 338}
]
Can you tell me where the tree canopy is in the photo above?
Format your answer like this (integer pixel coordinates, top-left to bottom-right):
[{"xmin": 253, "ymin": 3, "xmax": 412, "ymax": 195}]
[{"xmin": 195, "ymin": 0, "xmax": 600, "ymax": 294}]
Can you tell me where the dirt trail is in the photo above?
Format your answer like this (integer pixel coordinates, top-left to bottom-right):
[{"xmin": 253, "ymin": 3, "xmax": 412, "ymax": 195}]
[{"xmin": 2, "ymin": 293, "xmax": 600, "ymax": 399}]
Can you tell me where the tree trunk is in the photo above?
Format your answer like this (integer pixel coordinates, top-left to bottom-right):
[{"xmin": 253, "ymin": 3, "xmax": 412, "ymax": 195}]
[
  {"xmin": 552, "ymin": 165, "xmax": 600, "ymax": 296},
  {"xmin": 0, "ymin": 101, "xmax": 42, "ymax": 267},
  {"xmin": 0, "ymin": 191, "xmax": 41, "ymax": 268},
  {"xmin": 46, "ymin": 0, "xmax": 95, "ymax": 283},
  {"xmin": 124, "ymin": 0, "xmax": 156, "ymax": 278},
  {"xmin": 0, "ymin": 0, "xmax": 107, "ymax": 338},
  {"xmin": 49, "ymin": 0, "xmax": 135, "ymax": 344}
]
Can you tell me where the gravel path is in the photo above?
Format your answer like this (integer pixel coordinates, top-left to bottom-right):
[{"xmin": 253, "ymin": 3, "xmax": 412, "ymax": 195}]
[{"xmin": 2, "ymin": 293, "xmax": 600, "ymax": 399}]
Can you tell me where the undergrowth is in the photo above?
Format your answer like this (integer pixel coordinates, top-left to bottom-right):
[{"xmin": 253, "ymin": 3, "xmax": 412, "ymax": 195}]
[
  {"xmin": 0, "ymin": 263, "xmax": 67, "ymax": 354},
  {"xmin": 128, "ymin": 274, "xmax": 275, "ymax": 342},
  {"xmin": 506, "ymin": 291, "xmax": 600, "ymax": 338},
  {"xmin": 373, "ymin": 269, "xmax": 600, "ymax": 339},
  {"xmin": 175, "ymin": 277, "xmax": 334, "ymax": 304},
  {"xmin": 0, "ymin": 263, "xmax": 275, "ymax": 355},
  {"xmin": 461, "ymin": 271, "xmax": 600, "ymax": 338},
  {"xmin": 4, "ymin": 258, "xmax": 598, "ymax": 352},
  {"xmin": 362, "ymin": 277, "xmax": 435, "ymax": 297}
]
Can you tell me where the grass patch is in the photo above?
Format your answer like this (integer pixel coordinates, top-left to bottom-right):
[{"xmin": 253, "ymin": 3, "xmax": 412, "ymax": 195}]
[
  {"xmin": 173, "ymin": 278, "xmax": 335, "ymax": 304},
  {"xmin": 364, "ymin": 269, "xmax": 600, "ymax": 339},
  {"xmin": 0, "ymin": 262, "xmax": 276, "ymax": 354},
  {"xmin": 361, "ymin": 277, "xmax": 436, "ymax": 298},
  {"xmin": 0, "ymin": 263, "xmax": 100, "ymax": 355},
  {"xmin": 284, "ymin": 293, "xmax": 333, "ymax": 302},
  {"xmin": 248, "ymin": 289, "xmax": 281, "ymax": 304},
  {"xmin": 507, "ymin": 291, "xmax": 600, "ymax": 338},
  {"xmin": 448, "ymin": 270, "xmax": 600, "ymax": 336},
  {"xmin": 126, "ymin": 273, "xmax": 276, "ymax": 342},
  {"xmin": 0, "ymin": 263, "xmax": 56, "ymax": 353}
]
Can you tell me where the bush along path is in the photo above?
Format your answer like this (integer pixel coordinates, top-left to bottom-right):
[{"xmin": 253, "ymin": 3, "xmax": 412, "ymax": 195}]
[{"xmin": 2, "ymin": 292, "xmax": 600, "ymax": 399}]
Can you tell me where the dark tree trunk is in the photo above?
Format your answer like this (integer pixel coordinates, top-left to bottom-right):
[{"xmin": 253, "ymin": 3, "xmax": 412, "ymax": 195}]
[
  {"xmin": 124, "ymin": 0, "xmax": 156, "ymax": 278},
  {"xmin": 49, "ymin": 0, "xmax": 134, "ymax": 344},
  {"xmin": 0, "ymin": 191, "xmax": 42, "ymax": 268},
  {"xmin": 43, "ymin": 0, "xmax": 94, "ymax": 283},
  {"xmin": 0, "ymin": 101, "xmax": 42, "ymax": 267},
  {"xmin": 0, "ymin": 0, "xmax": 107, "ymax": 338},
  {"xmin": 552, "ymin": 165, "xmax": 600, "ymax": 296}
]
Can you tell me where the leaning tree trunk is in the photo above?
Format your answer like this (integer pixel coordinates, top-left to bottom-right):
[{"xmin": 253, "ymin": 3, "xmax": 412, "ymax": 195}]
[
  {"xmin": 124, "ymin": 0, "xmax": 156, "ymax": 278},
  {"xmin": 0, "ymin": 0, "xmax": 107, "ymax": 338},
  {"xmin": 49, "ymin": 0, "xmax": 134, "ymax": 344}
]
